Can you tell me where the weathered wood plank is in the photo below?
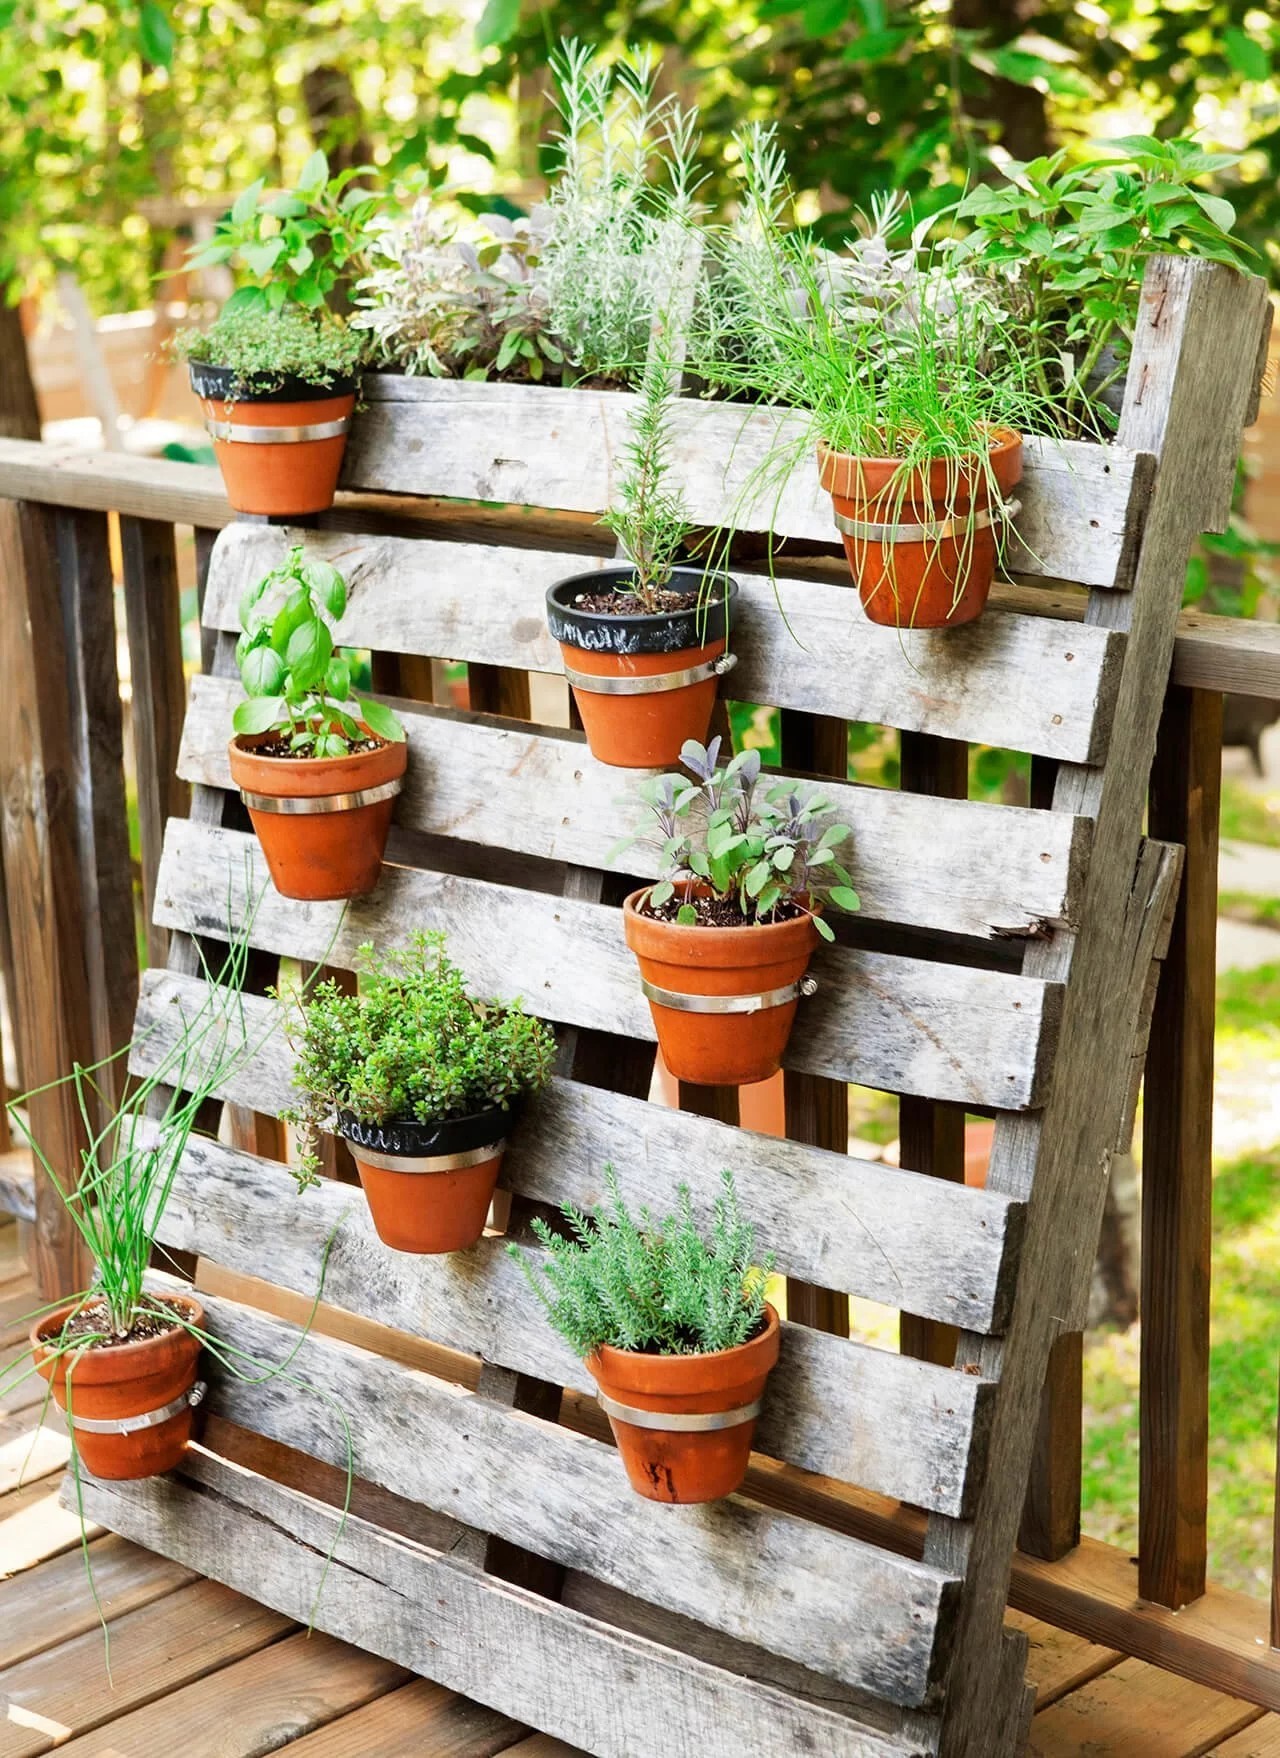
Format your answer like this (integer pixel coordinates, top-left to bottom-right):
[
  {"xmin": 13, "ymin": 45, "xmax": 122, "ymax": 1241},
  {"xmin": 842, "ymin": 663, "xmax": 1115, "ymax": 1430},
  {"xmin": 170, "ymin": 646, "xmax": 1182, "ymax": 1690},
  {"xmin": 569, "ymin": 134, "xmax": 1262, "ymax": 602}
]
[
  {"xmin": 920, "ymin": 259, "xmax": 1272, "ymax": 1758},
  {"xmin": 154, "ymin": 820, "xmax": 1063, "ymax": 1110},
  {"xmin": 180, "ymin": 674, "xmax": 1090, "ymax": 942},
  {"xmin": 141, "ymin": 1128, "xmax": 992, "ymax": 1516},
  {"xmin": 0, "ymin": 1535, "xmax": 194, "ymax": 1672},
  {"xmin": 201, "ymin": 525, "xmax": 1126, "ymax": 764},
  {"xmin": 148, "ymin": 1281, "xmax": 962, "ymax": 1706},
  {"xmin": 1027, "ymin": 1655, "xmax": 1261, "ymax": 1756},
  {"xmin": 79, "ymin": 1453, "xmax": 935, "ymax": 1758},
  {"xmin": 346, "ymin": 377, "xmax": 1150, "ymax": 589},
  {"xmin": 133, "ymin": 972, "xmax": 1023, "ymax": 1332}
]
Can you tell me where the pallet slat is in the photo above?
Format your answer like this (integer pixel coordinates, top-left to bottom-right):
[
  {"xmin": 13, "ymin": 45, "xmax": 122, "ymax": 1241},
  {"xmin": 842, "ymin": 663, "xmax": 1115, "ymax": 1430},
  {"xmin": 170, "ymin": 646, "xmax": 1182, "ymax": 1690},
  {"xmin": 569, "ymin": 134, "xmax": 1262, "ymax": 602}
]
[
  {"xmin": 202, "ymin": 526, "xmax": 1126, "ymax": 764},
  {"xmin": 344, "ymin": 378, "xmax": 1152, "ymax": 591},
  {"xmin": 78, "ymin": 1452, "xmax": 934, "ymax": 1758},
  {"xmin": 181, "ymin": 674, "xmax": 1090, "ymax": 942},
  {"xmin": 143, "ymin": 1128, "xmax": 993, "ymax": 1517},
  {"xmin": 132, "ymin": 970, "xmax": 1025, "ymax": 1333},
  {"xmin": 154, "ymin": 820, "xmax": 1064, "ymax": 1110},
  {"xmin": 138, "ymin": 1282, "xmax": 960, "ymax": 1708}
]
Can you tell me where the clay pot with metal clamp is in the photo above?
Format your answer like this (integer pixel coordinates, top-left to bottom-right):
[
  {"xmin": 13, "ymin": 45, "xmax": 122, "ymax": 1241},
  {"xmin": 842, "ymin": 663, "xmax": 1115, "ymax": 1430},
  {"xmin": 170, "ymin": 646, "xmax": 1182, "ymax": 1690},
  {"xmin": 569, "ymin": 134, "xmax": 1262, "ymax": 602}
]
[
  {"xmin": 623, "ymin": 886, "xmax": 820, "ymax": 1087},
  {"xmin": 31, "ymin": 1295, "xmax": 206, "ymax": 1481},
  {"xmin": 190, "ymin": 363, "xmax": 356, "ymax": 518},
  {"xmin": 546, "ymin": 567, "xmax": 738, "ymax": 769},
  {"xmin": 338, "ymin": 1104, "xmax": 512, "ymax": 1254},
  {"xmin": 228, "ymin": 731, "xmax": 407, "ymax": 902},
  {"xmin": 818, "ymin": 429, "xmax": 1023, "ymax": 629},
  {"xmin": 588, "ymin": 1302, "xmax": 780, "ymax": 1503}
]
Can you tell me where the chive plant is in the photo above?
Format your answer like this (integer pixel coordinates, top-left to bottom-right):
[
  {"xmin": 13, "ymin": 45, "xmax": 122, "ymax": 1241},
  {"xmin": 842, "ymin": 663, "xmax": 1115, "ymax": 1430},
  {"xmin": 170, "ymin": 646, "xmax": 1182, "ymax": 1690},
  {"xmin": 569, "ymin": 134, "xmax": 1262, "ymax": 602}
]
[{"xmin": 1, "ymin": 901, "xmax": 354, "ymax": 1652}]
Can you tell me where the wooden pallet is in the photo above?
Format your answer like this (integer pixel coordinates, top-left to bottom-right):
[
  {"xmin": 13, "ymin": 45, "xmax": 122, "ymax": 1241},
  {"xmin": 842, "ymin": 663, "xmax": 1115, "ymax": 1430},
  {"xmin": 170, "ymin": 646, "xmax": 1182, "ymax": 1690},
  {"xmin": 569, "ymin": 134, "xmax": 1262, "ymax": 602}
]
[{"xmin": 74, "ymin": 256, "xmax": 1270, "ymax": 1758}]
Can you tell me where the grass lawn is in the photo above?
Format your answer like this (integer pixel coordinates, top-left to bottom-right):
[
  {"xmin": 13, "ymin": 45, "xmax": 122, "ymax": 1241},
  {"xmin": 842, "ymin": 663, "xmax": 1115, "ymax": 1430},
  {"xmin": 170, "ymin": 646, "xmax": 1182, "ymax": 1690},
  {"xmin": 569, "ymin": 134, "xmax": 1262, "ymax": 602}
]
[{"xmin": 1080, "ymin": 959, "xmax": 1280, "ymax": 1597}]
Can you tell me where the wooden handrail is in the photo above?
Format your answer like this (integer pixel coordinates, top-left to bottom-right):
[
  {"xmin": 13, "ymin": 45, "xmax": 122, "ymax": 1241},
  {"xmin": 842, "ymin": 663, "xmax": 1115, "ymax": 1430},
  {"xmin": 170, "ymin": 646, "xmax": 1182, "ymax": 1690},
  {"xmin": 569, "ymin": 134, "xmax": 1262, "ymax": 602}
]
[{"xmin": 0, "ymin": 436, "xmax": 1278, "ymax": 698}]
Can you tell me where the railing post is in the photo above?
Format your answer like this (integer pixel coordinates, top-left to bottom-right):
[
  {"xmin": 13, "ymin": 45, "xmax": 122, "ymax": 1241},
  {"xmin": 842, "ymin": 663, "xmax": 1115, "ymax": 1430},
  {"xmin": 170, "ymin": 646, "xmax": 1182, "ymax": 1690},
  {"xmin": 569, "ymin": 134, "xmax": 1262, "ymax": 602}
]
[
  {"xmin": 0, "ymin": 498, "xmax": 95, "ymax": 1297},
  {"xmin": 1140, "ymin": 682, "xmax": 1222, "ymax": 1607}
]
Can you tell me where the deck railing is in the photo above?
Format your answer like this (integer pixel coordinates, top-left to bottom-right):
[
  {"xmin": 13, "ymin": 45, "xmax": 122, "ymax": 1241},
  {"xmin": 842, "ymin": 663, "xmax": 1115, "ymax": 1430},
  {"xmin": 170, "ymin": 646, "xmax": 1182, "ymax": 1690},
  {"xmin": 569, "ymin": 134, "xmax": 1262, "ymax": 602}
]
[{"xmin": 0, "ymin": 434, "xmax": 1278, "ymax": 1708}]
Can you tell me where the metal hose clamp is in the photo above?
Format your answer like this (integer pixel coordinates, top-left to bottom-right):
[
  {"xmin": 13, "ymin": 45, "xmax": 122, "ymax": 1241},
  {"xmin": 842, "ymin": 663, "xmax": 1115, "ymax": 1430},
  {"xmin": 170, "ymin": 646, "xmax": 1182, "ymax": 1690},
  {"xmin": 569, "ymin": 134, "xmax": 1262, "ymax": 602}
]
[
  {"xmin": 205, "ymin": 415, "xmax": 352, "ymax": 445},
  {"xmin": 563, "ymin": 652, "xmax": 737, "ymax": 697},
  {"xmin": 640, "ymin": 975, "xmax": 817, "ymax": 1015},
  {"xmin": 239, "ymin": 777, "xmax": 402, "ymax": 816},
  {"xmin": 597, "ymin": 1391, "xmax": 763, "ymax": 1432},
  {"xmin": 68, "ymin": 1380, "xmax": 207, "ymax": 1435},
  {"xmin": 350, "ymin": 1140, "xmax": 506, "ymax": 1175},
  {"xmin": 832, "ymin": 496, "xmax": 1022, "ymax": 544}
]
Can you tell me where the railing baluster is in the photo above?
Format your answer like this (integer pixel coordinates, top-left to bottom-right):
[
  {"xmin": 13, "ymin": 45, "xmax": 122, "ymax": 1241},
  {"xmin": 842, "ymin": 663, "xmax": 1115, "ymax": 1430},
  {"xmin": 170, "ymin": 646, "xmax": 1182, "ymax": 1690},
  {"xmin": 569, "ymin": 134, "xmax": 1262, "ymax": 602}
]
[
  {"xmin": 1140, "ymin": 683, "xmax": 1222, "ymax": 1607},
  {"xmin": 1272, "ymin": 1352, "xmax": 1280, "ymax": 1648},
  {"xmin": 53, "ymin": 508, "xmax": 138, "ymax": 1111},
  {"xmin": 119, "ymin": 516, "xmax": 191, "ymax": 968}
]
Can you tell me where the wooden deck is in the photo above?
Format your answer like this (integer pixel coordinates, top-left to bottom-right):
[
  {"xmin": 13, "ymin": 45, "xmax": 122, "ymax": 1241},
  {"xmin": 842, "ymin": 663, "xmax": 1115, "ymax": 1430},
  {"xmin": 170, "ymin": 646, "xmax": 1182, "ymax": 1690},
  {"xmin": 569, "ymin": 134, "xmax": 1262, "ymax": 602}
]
[{"xmin": 1, "ymin": 1220, "xmax": 1276, "ymax": 1758}]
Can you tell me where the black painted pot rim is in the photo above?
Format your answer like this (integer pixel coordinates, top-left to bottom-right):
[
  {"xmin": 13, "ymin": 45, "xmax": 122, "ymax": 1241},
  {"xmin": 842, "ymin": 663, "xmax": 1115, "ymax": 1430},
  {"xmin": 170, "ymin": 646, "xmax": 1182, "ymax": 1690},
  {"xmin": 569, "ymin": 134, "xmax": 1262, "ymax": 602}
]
[
  {"xmin": 547, "ymin": 566, "xmax": 737, "ymax": 655},
  {"xmin": 188, "ymin": 360, "xmax": 359, "ymax": 404},
  {"xmin": 336, "ymin": 1102, "xmax": 513, "ymax": 1160}
]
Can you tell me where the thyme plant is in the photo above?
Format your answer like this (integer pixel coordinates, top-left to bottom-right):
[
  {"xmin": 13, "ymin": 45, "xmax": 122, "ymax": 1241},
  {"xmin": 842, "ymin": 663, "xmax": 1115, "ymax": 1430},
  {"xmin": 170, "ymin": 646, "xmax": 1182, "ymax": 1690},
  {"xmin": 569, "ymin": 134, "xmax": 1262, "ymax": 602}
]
[
  {"xmin": 510, "ymin": 1167, "xmax": 772, "ymax": 1358},
  {"xmin": 613, "ymin": 737, "xmax": 859, "ymax": 939},
  {"xmin": 234, "ymin": 545, "xmax": 405, "ymax": 756},
  {"xmin": 175, "ymin": 305, "xmax": 364, "ymax": 399},
  {"xmin": 281, "ymin": 932, "xmax": 557, "ymax": 1190}
]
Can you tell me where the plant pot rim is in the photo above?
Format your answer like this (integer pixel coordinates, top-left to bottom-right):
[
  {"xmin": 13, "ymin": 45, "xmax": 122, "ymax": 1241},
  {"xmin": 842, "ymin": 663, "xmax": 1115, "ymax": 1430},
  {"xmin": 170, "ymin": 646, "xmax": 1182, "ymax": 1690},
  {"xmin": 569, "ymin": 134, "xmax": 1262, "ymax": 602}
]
[
  {"xmin": 589, "ymin": 1301, "xmax": 780, "ymax": 1378},
  {"xmin": 337, "ymin": 1101, "xmax": 514, "ymax": 1159},
  {"xmin": 817, "ymin": 425, "xmax": 1022, "ymax": 470},
  {"xmin": 227, "ymin": 732, "xmax": 407, "ymax": 795},
  {"xmin": 623, "ymin": 884, "xmax": 820, "ymax": 953},
  {"xmin": 189, "ymin": 360, "xmax": 359, "ymax": 404},
  {"xmin": 547, "ymin": 565, "xmax": 737, "ymax": 630},
  {"xmin": 31, "ymin": 1293, "xmax": 204, "ymax": 1379}
]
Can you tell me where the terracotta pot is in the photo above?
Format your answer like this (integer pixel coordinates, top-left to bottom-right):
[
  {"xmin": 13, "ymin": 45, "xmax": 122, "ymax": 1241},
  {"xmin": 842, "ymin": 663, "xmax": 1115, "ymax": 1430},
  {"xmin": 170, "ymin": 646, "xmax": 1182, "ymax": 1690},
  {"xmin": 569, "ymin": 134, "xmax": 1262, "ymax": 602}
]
[
  {"xmin": 818, "ymin": 428, "xmax": 1023, "ymax": 629},
  {"xmin": 546, "ymin": 567, "xmax": 738, "ymax": 769},
  {"xmin": 190, "ymin": 362, "xmax": 356, "ymax": 517},
  {"xmin": 32, "ymin": 1295, "xmax": 204, "ymax": 1481},
  {"xmin": 339, "ymin": 1104, "xmax": 511, "ymax": 1254},
  {"xmin": 589, "ymin": 1304, "xmax": 780, "ymax": 1503},
  {"xmin": 623, "ymin": 886, "xmax": 820, "ymax": 1086},
  {"xmin": 228, "ymin": 733, "xmax": 407, "ymax": 902}
]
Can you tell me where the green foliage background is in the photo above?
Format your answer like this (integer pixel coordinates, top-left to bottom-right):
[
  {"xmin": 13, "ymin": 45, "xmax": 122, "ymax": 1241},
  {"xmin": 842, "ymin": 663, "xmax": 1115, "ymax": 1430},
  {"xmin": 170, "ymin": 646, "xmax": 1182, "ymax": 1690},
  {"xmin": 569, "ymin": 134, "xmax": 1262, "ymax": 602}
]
[{"xmin": 5, "ymin": 0, "xmax": 1279, "ymax": 315}]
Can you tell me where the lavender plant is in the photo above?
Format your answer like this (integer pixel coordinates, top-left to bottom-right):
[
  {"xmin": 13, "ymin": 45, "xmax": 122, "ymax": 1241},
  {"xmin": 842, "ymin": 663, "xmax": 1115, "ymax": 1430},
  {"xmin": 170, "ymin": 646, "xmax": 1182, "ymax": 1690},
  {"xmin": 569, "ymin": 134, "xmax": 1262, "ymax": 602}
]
[
  {"xmin": 509, "ymin": 1166, "xmax": 771, "ymax": 1358},
  {"xmin": 612, "ymin": 737, "xmax": 859, "ymax": 939}
]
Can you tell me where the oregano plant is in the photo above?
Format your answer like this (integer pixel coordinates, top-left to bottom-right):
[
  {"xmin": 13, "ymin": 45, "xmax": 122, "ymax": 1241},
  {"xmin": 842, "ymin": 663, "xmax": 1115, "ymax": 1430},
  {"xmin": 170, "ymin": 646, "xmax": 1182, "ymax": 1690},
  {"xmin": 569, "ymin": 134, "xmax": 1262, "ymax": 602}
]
[
  {"xmin": 611, "ymin": 737, "xmax": 859, "ymax": 940},
  {"xmin": 233, "ymin": 546, "xmax": 406, "ymax": 757}
]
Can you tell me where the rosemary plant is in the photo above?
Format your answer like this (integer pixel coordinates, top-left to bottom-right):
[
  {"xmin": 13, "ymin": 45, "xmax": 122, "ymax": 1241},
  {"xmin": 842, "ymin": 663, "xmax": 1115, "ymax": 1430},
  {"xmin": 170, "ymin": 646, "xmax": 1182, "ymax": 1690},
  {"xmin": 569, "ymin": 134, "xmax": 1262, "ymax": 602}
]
[
  {"xmin": 600, "ymin": 346, "xmax": 694, "ymax": 608},
  {"xmin": 509, "ymin": 1167, "xmax": 772, "ymax": 1358}
]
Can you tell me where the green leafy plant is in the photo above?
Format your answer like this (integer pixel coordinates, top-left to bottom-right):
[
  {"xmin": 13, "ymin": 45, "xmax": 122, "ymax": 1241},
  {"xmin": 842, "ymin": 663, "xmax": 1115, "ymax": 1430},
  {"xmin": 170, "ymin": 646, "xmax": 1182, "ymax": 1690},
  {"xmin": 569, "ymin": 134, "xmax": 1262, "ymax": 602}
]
[
  {"xmin": 184, "ymin": 149, "xmax": 386, "ymax": 314},
  {"xmin": 509, "ymin": 1166, "xmax": 772, "ymax": 1358},
  {"xmin": 281, "ymin": 931, "xmax": 557, "ymax": 1191},
  {"xmin": 600, "ymin": 347, "xmax": 694, "ymax": 608},
  {"xmin": 352, "ymin": 202, "xmax": 566, "ymax": 382},
  {"xmin": 613, "ymin": 737, "xmax": 859, "ymax": 941},
  {"xmin": 174, "ymin": 304, "xmax": 364, "ymax": 399},
  {"xmin": 948, "ymin": 136, "xmax": 1254, "ymax": 436},
  {"xmin": 233, "ymin": 545, "xmax": 405, "ymax": 757}
]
